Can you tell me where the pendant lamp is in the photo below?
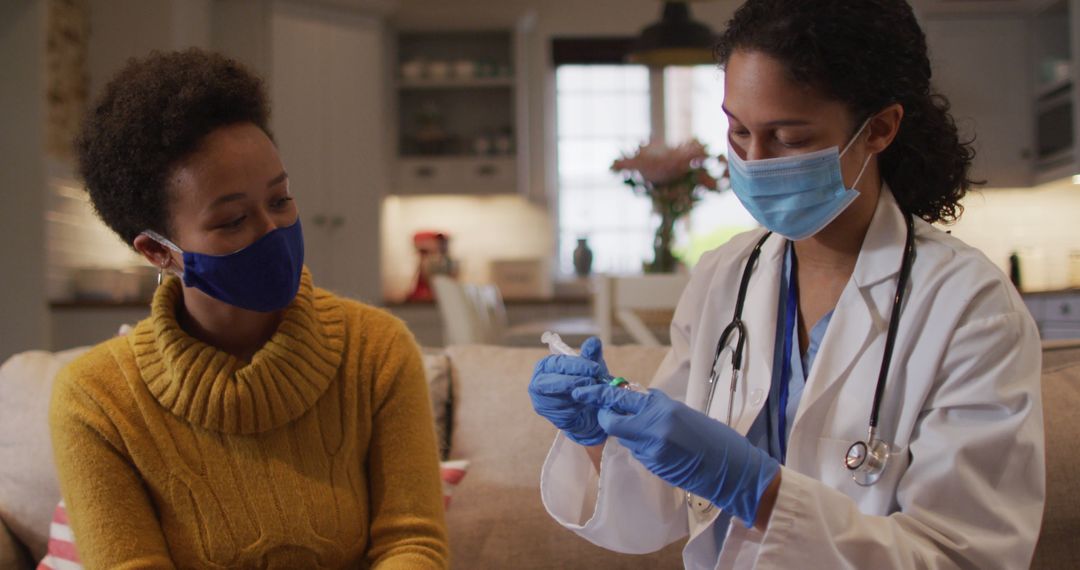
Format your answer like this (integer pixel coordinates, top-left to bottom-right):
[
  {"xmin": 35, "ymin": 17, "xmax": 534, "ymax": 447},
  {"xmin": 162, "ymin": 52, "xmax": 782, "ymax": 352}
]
[{"xmin": 628, "ymin": 1, "xmax": 717, "ymax": 67}]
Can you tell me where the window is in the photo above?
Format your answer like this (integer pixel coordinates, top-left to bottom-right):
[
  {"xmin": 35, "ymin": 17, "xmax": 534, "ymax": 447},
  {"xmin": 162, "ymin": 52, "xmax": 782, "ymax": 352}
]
[
  {"xmin": 555, "ymin": 62, "xmax": 756, "ymax": 276},
  {"xmin": 556, "ymin": 65, "xmax": 652, "ymax": 275},
  {"xmin": 663, "ymin": 66, "xmax": 758, "ymax": 266}
]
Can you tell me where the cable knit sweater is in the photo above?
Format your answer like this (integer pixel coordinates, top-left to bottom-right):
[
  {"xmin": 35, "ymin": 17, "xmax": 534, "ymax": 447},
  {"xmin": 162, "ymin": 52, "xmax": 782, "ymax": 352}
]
[{"xmin": 48, "ymin": 269, "xmax": 448, "ymax": 569}]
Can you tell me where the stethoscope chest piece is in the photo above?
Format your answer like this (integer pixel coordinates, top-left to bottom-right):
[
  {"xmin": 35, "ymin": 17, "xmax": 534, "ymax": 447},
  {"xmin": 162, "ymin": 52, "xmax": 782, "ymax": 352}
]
[{"xmin": 845, "ymin": 436, "xmax": 891, "ymax": 487}]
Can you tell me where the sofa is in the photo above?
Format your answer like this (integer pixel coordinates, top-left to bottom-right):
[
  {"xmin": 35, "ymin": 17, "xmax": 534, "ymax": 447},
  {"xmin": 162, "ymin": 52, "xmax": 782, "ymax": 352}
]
[{"xmin": 2, "ymin": 341, "xmax": 1078, "ymax": 569}]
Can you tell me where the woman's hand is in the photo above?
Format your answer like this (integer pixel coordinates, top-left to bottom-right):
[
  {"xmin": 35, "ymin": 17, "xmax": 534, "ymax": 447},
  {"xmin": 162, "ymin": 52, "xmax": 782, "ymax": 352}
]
[
  {"xmin": 528, "ymin": 337, "xmax": 610, "ymax": 446},
  {"xmin": 572, "ymin": 385, "xmax": 780, "ymax": 527}
]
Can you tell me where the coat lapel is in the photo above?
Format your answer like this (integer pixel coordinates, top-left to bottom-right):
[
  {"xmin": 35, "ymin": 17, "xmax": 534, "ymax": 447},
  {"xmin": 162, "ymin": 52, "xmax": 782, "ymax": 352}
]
[{"xmin": 790, "ymin": 188, "xmax": 909, "ymax": 435}]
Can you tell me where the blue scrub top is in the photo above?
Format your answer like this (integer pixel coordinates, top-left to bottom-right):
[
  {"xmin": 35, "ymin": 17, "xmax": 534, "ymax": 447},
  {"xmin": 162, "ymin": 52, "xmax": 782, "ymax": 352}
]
[
  {"xmin": 713, "ymin": 241, "xmax": 832, "ymax": 543},
  {"xmin": 746, "ymin": 240, "xmax": 833, "ymax": 461}
]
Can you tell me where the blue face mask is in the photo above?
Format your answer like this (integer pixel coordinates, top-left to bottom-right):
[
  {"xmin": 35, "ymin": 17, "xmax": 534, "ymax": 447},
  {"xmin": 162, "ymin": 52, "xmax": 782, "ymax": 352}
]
[
  {"xmin": 143, "ymin": 220, "xmax": 305, "ymax": 313},
  {"xmin": 727, "ymin": 119, "xmax": 873, "ymax": 241}
]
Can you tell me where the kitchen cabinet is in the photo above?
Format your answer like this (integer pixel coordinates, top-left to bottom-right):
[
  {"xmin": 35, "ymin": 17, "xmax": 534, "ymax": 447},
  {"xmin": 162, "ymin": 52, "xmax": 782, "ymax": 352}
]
[
  {"xmin": 388, "ymin": 22, "xmax": 533, "ymax": 195},
  {"xmin": 923, "ymin": 15, "xmax": 1034, "ymax": 187},
  {"xmin": 270, "ymin": 1, "xmax": 386, "ymax": 303},
  {"xmin": 1024, "ymin": 291, "xmax": 1080, "ymax": 339},
  {"xmin": 396, "ymin": 156, "xmax": 517, "ymax": 194},
  {"xmin": 920, "ymin": 0, "xmax": 1080, "ymax": 188}
]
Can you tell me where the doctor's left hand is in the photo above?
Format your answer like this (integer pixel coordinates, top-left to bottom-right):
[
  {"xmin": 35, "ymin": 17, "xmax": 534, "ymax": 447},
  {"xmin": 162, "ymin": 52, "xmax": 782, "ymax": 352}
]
[{"xmin": 572, "ymin": 385, "xmax": 780, "ymax": 527}]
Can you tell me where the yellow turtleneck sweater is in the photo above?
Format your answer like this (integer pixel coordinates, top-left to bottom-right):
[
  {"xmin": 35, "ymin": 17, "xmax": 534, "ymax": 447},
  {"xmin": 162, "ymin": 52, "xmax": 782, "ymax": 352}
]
[{"xmin": 49, "ymin": 269, "xmax": 448, "ymax": 569}]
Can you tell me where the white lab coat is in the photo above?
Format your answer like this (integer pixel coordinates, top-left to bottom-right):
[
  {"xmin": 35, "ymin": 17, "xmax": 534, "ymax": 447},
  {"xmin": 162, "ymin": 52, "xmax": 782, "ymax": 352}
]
[{"xmin": 540, "ymin": 189, "xmax": 1045, "ymax": 569}]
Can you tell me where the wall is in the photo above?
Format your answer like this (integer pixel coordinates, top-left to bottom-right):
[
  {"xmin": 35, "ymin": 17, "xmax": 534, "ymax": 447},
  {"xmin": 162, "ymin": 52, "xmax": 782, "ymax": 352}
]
[
  {"xmin": 87, "ymin": 0, "xmax": 185, "ymax": 98},
  {"xmin": 46, "ymin": 1, "xmax": 212, "ymax": 303},
  {"xmin": 212, "ymin": 0, "xmax": 271, "ymax": 76},
  {"xmin": 0, "ymin": 0, "xmax": 49, "ymax": 362},
  {"xmin": 947, "ymin": 180, "xmax": 1080, "ymax": 292}
]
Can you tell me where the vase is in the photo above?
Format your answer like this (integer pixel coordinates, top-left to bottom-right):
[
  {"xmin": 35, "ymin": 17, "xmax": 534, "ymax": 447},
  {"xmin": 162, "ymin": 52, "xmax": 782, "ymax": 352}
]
[
  {"xmin": 573, "ymin": 238, "xmax": 593, "ymax": 277},
  {"xmin": 645, "ymin": 207, "xmax": 678, "ymax": 274}
]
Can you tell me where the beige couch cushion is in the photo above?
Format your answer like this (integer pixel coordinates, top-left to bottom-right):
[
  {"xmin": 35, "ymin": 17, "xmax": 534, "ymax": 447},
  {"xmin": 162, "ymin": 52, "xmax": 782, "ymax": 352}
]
[
  {"xmin": 0, "ymin": 519, "xmax": 30, "ymax": 570},
  {"xmin": 444, "ymin": 344, "xmax": 683, "ymax": 568},
  {"xmin": 1032, "ymin": 357, "xmax": 1080, "ymax": 569},
  {"xmin": 0, "ymin": 347, "xmax": 88, "ymax": 562}
]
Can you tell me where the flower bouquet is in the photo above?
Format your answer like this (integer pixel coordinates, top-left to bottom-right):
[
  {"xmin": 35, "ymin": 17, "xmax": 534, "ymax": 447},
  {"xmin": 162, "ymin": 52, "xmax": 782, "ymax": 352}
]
[{"xmin": 611, "ymin": 139, "xmax": 726, "ymax": 273}]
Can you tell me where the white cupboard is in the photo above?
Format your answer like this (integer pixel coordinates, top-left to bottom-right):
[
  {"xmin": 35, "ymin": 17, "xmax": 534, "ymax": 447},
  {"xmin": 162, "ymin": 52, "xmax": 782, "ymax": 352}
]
[
  {"xmin": 923, "ymin": 16, "xmax": 1034, "ymax": 188},
  {"xmin": 270, "ymin": 1, "xmax": 386, "ymax": 303}
]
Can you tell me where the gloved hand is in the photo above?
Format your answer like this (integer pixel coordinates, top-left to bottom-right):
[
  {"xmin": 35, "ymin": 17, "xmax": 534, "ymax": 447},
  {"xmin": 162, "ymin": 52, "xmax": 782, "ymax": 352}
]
[
  {"xmin": 528, "ymin": 337, "xmax": 610, "ymax": 446},
  {"xmin": 571, "ymin": 385, "xmax": 780, "ymax": 526}
]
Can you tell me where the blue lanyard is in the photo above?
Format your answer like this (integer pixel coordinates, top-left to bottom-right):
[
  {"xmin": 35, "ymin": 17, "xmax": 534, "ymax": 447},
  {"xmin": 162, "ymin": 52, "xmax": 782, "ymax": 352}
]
[{"xmin": 777, "ymin": 248, "xmax": 799, "ymax": 463}]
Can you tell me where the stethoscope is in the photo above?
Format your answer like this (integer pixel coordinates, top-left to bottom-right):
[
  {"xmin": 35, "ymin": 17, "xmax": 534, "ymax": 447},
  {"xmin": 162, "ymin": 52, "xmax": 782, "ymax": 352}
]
[{"xmin": 698, "ymin": 213, "xmax": 916, "ymax": 500}]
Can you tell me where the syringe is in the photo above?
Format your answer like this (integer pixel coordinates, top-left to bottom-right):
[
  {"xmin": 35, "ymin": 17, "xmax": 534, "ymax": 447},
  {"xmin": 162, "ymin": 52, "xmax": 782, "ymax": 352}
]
[
  {"xmin": 541, "ymin": 331, "xmax": 644, "ymax": 391},
  {"xmin": 541, "ymin": 331, "xmax": 579, "ymax": 356}
]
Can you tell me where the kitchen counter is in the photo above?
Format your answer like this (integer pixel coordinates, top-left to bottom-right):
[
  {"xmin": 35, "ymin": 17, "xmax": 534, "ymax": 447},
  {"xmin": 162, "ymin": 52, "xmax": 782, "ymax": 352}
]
[
  {"xmin": 384, "ymin": 298, "xmax": 595, "ymax": 347},
  {"xmin": 380, "ymin": 296, "xmax": 589, "ymax": 308},
  {"xmin": 49, "ymin": 302, "xmax": 151, "ymax": 351},
  {"xmin": 1022, "ymin": 289, "xmax": 1080, "ymax": 340},
  {"xmin": 50, "ymin": 299, "xmax": 152, "ymax": 309},
  {"xmin": 1020, "ymin": 288, "xmax": 1080, "ymax": 297}
]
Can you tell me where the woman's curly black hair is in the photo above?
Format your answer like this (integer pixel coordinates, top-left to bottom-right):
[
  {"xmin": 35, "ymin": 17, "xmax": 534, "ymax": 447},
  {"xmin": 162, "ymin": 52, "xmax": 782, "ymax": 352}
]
[
  {"xmin": 76, "ymin": 48, "xmax": 272, "ymax": 244},
  {"xmin": 715, "ymin": 0, "xmax": 980, "ymax": 224}
]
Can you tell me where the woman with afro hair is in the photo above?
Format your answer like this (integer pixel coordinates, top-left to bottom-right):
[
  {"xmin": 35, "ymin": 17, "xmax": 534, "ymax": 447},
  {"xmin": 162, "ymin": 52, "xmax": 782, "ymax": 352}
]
[{"xmin": 49, "ymin": 48, "xmax": 448, "ymax": 569}]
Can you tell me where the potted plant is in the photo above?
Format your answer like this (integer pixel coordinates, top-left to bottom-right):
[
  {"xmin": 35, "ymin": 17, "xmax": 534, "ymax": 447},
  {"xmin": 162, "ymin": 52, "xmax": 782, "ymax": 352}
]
[{"xmin": 611, "ymin": 139, "xmax": 725, "ymax": 273}]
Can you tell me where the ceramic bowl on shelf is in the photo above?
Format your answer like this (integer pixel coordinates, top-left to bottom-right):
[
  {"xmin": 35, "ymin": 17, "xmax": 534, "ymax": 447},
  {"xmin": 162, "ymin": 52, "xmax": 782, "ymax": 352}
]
[
  {"xmin": 452, "ymin": 60, "xmax": 476, "ymax": 80},
  {"xmin": 401, "ymin": 58, "xmax": 426, "ymax": 81},
  {"xmin": 427, "ymin": 61, "xmax": 450, "ymax": 80}
]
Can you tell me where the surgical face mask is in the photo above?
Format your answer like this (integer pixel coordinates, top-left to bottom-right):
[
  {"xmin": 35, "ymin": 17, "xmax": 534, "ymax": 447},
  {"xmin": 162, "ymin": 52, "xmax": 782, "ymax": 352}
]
[
  {"xmin": 727, "ymin": 118, "xmax": 874, "ymax": 241},
  {"xmin": 143, "ymin": 220, "xmax": 305, "ymax": 313}
]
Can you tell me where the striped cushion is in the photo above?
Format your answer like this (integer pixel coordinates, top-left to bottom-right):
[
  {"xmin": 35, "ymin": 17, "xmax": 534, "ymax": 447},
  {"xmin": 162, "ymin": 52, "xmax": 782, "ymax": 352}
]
[
  {"xmin": 440, "ymin": 459, "xmax": 469, "ymax": 509},
  {"xmin": 38, "ymin": 460, "xmax": 468, "ymax": 567},
  {"xmin": 36, "ymin": 501, "xmax": 80, "ymax": 570}
]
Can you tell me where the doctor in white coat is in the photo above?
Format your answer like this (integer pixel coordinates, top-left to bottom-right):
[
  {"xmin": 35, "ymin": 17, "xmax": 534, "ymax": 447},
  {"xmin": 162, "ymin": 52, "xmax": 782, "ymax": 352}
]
[{"xmin": 528, "ymin": 1, "xmax": 1045, "ymax": 568}]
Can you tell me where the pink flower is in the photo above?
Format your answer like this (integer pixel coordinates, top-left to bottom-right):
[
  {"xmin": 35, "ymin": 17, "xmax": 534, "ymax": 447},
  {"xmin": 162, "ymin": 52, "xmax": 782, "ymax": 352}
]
[
  {"xmin": 696, "ymin": 169, "xmax": 718, "ymax": 191},
  {"xmin": 611, "ymin": 139, "xmax": 713, "ymax": 185}
]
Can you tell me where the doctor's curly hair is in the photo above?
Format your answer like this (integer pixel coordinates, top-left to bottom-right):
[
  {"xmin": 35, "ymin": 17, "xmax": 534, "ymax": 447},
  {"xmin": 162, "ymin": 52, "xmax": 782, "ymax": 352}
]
[
  {"xmin": 75, "ymin": 48, "xmax": 271, "ymax": 245},
  {"xmin": 715, "ymin": 0, "xmax": 979, "ymax": 224}
]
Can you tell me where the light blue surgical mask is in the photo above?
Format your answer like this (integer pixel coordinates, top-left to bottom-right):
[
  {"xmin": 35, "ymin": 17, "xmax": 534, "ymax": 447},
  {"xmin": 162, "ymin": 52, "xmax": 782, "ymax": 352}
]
[{"xmin": 727, "ymin": 119, "xmax": 873, "ymax": 241}]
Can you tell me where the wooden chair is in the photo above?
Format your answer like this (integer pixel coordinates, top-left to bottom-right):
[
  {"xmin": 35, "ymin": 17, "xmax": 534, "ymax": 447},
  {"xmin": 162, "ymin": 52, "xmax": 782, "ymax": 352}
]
[
  {"xmin": 432, "ymin": 275, "xmax": 597, "ymax": 347},
  {"xmin": 431, "ymin": 275, "xmax": 508, "ymax": 345}
]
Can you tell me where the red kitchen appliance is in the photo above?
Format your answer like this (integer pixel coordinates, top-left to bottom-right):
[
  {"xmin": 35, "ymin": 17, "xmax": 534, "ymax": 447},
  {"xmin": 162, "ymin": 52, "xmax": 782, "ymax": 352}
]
[{"xmin": 407, "ymin": 231, "xmax": 457, "ymax": 302}]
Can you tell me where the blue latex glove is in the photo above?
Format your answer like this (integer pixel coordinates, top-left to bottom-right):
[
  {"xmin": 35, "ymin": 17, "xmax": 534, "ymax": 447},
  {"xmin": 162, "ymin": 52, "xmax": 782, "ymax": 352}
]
[
  {"xmin": 528, "ymin": 337, "xmax": 610, "ymax": 446},
  {"xmin": 572, "ymin": 385, "xmax": 781, "ymax": 526}
]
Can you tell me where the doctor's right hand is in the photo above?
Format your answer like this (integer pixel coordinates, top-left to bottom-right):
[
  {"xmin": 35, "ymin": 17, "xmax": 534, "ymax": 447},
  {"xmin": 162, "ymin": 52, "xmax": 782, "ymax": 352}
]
[
  {"xmin": 528, "ymin": 337, "xmax": 609, "ymax": 446},
  {"xmin": 571, "ymin": 385, "xmax": 780, "ymax": 527}
]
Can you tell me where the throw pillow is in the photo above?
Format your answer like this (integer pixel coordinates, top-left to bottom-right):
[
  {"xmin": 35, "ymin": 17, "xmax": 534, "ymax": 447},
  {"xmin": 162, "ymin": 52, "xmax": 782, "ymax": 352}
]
[
  {"xmin": 421, "ymin": 350, "xmax": 453, "ymax": 459},
  {"xmin": 36, "ymin": 501, "xmax": 78, "ymax": 570},
  {"xmin": 0, "ymin": 346, "xmax": 89, "ymax": 561},
  {"xmin": 440, "ymin": 459, "xmax": 469, "ymax": 509}
]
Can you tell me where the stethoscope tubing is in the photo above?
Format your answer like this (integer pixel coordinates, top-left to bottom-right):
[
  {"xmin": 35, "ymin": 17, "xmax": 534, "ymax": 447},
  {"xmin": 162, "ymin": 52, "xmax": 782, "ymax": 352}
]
[
  {"xmin": 706, "ymin": 231, "xmax": 772, "ymax": 423},
  {"xmin": 869, "ymin": 214, "xmax": 916, "ymax": 430},
  {"xmin": 705, "ymin": 213, "xmax": 915, "ymax": 454}
]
